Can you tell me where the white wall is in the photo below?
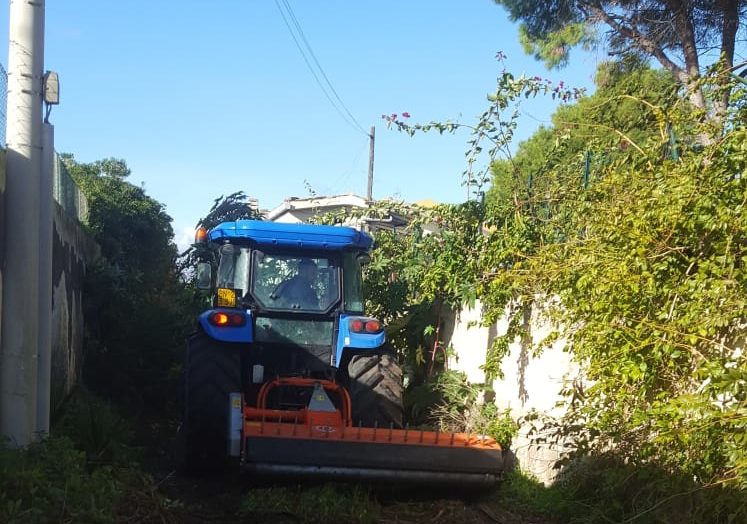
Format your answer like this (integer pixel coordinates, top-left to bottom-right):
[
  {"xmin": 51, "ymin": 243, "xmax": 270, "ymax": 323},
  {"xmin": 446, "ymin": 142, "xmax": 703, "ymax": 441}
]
[{"xmin": 446, "ymin": 299, "xmax": 578, "ymax": 484}]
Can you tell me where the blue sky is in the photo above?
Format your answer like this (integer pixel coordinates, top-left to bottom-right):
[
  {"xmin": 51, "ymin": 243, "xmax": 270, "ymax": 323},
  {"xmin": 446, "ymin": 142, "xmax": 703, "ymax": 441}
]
[{"xmin": 1, "ymin": 1, "xmax": 603, "ymax": 248}]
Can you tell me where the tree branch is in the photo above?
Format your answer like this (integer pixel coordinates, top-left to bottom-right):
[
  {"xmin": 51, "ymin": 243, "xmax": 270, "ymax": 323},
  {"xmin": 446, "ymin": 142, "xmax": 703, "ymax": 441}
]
[
  {"xmin": 664, "ymin": 0, "xmax": 700, "ymax": 77},
  {"xmin": 710, "ymin": 0, "xmax": 740, "ymax": 122},
  {"xmin": 582, "ymin": 2, "xmax": 684, "ymax": 79},
  {"xmin": 719, "ymin": 0, "xmax": 739, "ymax": 68}
]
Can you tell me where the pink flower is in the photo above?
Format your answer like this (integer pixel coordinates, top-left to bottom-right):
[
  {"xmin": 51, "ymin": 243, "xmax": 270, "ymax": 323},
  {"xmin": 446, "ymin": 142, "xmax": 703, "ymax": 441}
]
[{"xmin": 402, "ymin": 112, "xmax": 411, "ymax": 118}]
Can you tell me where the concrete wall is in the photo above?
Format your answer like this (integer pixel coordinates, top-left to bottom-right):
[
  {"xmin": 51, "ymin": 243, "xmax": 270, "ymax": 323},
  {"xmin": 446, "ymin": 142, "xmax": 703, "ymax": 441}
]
[
  {"xmin": 50, "ymin": 196, "xmax": 98, "ymax": 415},
  {"xmin": 0, "ymin": 150, "xmax": 5, "ymax": 355},
  {"xmin": 1, "ymin": 145, "xmax": 94, "ymax": 423},
  {"xmin": 445, "ymin": 300, "xmax": 578, "ymax": 485}
]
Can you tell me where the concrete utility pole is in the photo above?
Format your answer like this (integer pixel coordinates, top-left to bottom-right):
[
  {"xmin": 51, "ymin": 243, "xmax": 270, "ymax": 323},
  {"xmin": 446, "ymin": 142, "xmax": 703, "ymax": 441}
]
[
  {"xmin": 1, "ymin": 0, "xmax": 46, "ymax": 446},
  {"xmin": 366, "ymin": 126, "xmax": 375, "ymax": 202},
  {"xmin": 37, "ymin": 122, "xmax": 53, "ymax": 434}
]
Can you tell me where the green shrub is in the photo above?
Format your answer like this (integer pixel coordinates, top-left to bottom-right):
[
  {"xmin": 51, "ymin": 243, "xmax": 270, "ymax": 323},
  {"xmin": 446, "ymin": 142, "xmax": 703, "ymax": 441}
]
[
  {"xmin": 0, "ymin": 436, "xmax": 118, "ymax": 524},
  {"xmin": 553, "ymin": 456, "xmax": 747, "ymax": 524},
  {"xmin": 53, "ymin": 389, "xmax": 135, "ymax": 466},
  {"xmin": 493, "ymin": 469, "xmax": 570, "ymax": 517},
  {"xmin": 494, "ymin": 457, "xmax": 747, "ymax": 524},
  {"xmin": 0, "ymin": 390, "xmax": 179, "ymax": 524},
  {"xmin": 423, "ymin": 370, "xmax": 518, "ymax": 448}
]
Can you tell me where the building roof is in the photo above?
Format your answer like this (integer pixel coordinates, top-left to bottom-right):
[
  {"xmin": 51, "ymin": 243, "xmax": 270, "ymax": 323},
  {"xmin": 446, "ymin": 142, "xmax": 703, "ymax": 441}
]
[
  {"xmin": 266, "ymin": 194, "xmax": 369, "ymax": 222},
  {"xmin": 267, "ymin": 193, "xmax": 408, "ymax": 230}
]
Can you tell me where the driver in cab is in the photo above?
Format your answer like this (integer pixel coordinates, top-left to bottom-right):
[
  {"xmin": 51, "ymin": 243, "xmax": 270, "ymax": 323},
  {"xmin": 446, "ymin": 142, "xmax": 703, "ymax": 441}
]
[{"xmin": 272, "ymin": 258, "xmax": 319, "ymax": 309}]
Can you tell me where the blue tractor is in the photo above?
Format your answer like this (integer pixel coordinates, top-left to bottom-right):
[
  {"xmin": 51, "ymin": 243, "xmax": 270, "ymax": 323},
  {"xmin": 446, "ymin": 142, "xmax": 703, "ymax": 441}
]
[{"xmin": 183, "ymin": 220, "xmax": 502, "ymax": 486}]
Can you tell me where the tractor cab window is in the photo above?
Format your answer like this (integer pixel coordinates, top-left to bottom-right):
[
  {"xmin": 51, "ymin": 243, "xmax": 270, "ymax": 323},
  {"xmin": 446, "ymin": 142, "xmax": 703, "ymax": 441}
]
[
  {"xmin": 252, "ymin": 252, "xmax": 339, "ymax": 312},
  {"xmin": 216, "ymin": 244, "xmax": 250, "ymax": 297}
]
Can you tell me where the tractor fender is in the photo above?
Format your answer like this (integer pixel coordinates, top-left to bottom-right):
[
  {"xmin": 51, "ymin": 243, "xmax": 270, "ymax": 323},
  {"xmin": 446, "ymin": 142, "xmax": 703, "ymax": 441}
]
[
  {"xmin": 335, "ymin": 313, "xmax": 386, "ymax": 366},
  {"xmin": 198, "ymin": 309, "xmax": 254, "ymax": 343}
]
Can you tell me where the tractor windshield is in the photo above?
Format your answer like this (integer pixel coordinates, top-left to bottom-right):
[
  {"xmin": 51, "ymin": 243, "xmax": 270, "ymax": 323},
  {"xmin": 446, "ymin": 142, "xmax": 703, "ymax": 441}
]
[{"xmin": 251, "ymin": 252, "xmax": 339, "ymax": 313}]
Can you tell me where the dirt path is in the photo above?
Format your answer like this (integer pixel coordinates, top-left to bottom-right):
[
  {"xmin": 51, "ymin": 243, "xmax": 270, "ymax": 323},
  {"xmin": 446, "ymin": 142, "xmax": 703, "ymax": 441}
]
[{"xmin": 149, "ymin": 471, "xmax": 554, "ymax": 524}]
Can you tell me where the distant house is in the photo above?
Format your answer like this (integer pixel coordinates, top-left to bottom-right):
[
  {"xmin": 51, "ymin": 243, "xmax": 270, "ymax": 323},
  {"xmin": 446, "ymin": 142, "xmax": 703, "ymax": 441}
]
[{"xmin": 266, "ymin": 193, "xmax": 407, "ymax": 231}]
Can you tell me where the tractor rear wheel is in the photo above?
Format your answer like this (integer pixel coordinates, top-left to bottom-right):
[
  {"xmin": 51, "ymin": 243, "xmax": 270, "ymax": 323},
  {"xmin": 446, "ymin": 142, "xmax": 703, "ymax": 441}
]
[
  {"xmin": 347, "ymin": 352, "xmax": 404, "ymax": 428},
  {"xmin": 182, "ymin": 332, "xmax": 241, "ymax": 474}
]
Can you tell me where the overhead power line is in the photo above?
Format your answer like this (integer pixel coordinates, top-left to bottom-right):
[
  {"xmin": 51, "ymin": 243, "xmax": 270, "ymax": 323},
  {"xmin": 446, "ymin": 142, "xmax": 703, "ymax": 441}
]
[{"xmin": 274, "ymin": 0, "xmax": 369, "ymax": 137}]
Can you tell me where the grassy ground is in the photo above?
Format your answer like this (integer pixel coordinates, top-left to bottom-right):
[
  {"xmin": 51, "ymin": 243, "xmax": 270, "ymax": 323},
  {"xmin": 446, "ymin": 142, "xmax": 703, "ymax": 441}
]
[{"xmin": 5, "ymin": 390, "xmax": 745, "ymax": 523}]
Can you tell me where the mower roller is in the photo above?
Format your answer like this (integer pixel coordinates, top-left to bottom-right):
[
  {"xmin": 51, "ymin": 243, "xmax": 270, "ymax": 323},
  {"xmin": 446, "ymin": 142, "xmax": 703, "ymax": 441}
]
[{"xmin": 182, "ymin": 220, "xmax": 502, "ymax": 486}]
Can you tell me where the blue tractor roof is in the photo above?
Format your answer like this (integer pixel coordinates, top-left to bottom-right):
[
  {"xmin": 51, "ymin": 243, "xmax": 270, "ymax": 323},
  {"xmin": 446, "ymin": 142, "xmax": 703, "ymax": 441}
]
[{"xmin": 208, "ymin": 220, "xmax": 373, "ymax": 251}]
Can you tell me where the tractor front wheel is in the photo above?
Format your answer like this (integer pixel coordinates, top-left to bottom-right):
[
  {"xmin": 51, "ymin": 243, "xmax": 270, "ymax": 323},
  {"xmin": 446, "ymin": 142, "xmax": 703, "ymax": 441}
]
[
  {"xmin": 182, "ymin": 332, "xmax": 241, "ymax": 474},
  {"xmin": 347, "ymin": 352, "xmax": 404, "ymax": 428}
]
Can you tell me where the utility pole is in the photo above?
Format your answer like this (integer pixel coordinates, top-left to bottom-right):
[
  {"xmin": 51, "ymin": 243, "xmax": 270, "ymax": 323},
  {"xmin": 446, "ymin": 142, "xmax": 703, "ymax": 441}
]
[
  {"xmin": 37, "ymin": 121, "xmax": 53, "ymax": 435},
  {"xmin": 1, "ymin": 0, "xmax": 46, "ymax": 446},
  {"xmin": 366, "ymin": 126, "xmax": 375, "ymax": 202}
]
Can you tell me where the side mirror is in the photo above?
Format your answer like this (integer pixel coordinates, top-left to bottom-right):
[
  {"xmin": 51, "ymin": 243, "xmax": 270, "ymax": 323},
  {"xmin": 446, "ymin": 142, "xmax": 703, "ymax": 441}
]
[
  {"xmin": 356, "ymin": 253, "xmax": 371, "ymax": 265},
  {"xmin": 196, "ymin": 262, "xmax": 212, "ymax": 290}
]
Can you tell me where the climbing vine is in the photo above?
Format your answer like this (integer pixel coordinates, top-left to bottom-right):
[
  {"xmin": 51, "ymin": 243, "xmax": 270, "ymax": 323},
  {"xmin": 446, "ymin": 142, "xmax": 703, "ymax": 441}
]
[{"xmin": 376, "ymin": 58, "xmax": 746, "ymax": 488}]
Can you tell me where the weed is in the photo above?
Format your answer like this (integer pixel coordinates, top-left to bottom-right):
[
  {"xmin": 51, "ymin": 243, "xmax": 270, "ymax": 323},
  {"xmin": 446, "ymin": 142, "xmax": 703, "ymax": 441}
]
[
  {"xmin": 553, "ymin": 456, "xmax": 747, "ymax": 524},
  {"xmin": 0, "ymin": 389, "xmax": 180, "ymax": 523},
  {"xmin": 241, "ymin": 483, "xmax": 380, "ymax": 524},
  {"xmin": 492, "ymin": 457, "xmax": 747, "ymax": 524},
  {"xmin": 0, "ymin": 436, "xmax": 118, "ymax": 523},
  {"xmin": 492, "ymin": 469, "xmax": 568, "ymax": 518},
  {"xmin": 53, "ymin": 388, "xmax": 135, "ymax": 466},
  {"xmin": 425, "ymin": 370, "xmax": 519, "ymax": 447}
]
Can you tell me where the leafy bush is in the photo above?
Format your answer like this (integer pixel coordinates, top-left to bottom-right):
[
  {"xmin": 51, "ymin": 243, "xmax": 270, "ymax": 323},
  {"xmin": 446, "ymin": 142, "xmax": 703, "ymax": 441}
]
[
  {"xmin": 0, "ymin": 436, "xmax": 118, "ymax": 523},
  {"xmin": 61, "ymin": 155, "xmax": 201, "ymax": 415},
  {"xmin": 381, "ymin": 61, "xmax": 746, "ymax": 490},
  {"xmin": 494, "ymin": 459, "xmax": 747, "ymax": 524},
  {"xmin": 554, "ymin": 457, "xmax": 747, "ymax": 523},
  {"xmin": 53, "ymin": 389, "xmax": 135, "ymax": 466},
  {"xmin": 0, "ymin": 390, "xmax": 180, "ymax": 524}
]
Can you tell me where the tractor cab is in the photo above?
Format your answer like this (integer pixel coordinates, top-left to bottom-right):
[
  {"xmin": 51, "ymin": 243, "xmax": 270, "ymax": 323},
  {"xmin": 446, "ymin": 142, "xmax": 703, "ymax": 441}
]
[{"xmin": 194, "ymin": 221, "xmax": 381, "ymax": 378}]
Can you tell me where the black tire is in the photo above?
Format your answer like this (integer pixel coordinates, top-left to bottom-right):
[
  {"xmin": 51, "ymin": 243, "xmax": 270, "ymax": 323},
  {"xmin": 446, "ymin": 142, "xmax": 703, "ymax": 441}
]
[
  {"xmin": 182, "ymin": 332, "xmax": 241, "ymax": 474},
  {"xmin": 347, "ymin": 352, "xmax": 404, "ymax": 428}
]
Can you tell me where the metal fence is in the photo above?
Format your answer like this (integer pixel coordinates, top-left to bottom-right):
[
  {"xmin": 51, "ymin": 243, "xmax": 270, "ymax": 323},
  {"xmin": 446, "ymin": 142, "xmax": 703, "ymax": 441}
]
[
  {"xmin": 1, "ymin": 62, "xmax": 87, "ymax": 223},
  {"xmin": 53, "ymin": 154, "xmax": 88, "ymax": 224}
]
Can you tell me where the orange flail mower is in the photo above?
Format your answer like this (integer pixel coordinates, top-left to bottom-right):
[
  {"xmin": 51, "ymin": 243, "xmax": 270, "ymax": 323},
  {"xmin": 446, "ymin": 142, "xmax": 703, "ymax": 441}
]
[{"xmin": 236, "ymin": 378, "xmax": 503, "ymax": 486}]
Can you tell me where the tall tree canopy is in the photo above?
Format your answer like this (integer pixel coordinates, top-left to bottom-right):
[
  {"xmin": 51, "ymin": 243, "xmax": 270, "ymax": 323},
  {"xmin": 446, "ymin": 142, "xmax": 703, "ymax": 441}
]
[
  {"xmin": 494, "ymin": 0, "xmax": 746, "ymax": 117},
  {"xmin": 487, "ymin": 60, "xmax": 680, "ymax": 210}
]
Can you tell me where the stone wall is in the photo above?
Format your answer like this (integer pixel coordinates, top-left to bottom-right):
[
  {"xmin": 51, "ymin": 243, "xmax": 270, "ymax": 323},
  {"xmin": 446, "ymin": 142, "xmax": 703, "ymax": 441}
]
[{"xmin": 50, "ymin": 198, "xmax": 98, "ymax": 414}]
